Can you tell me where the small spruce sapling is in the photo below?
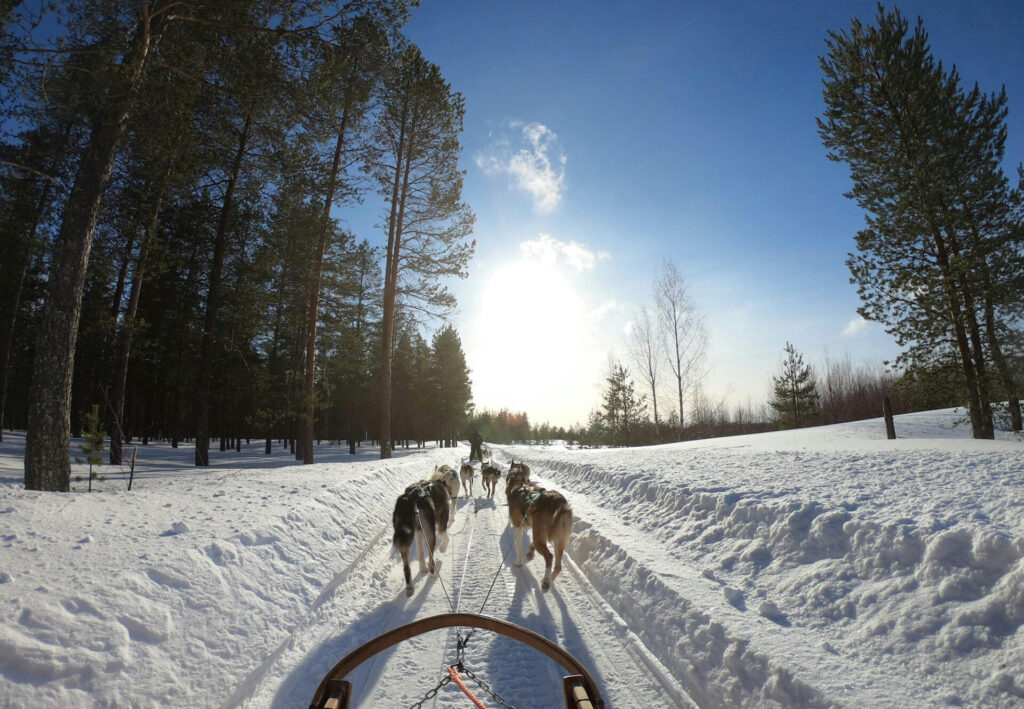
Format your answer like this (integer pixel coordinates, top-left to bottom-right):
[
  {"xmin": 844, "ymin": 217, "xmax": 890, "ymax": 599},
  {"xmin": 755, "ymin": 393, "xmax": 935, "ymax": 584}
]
[{"xmin": 75, "ymin": 404, "xmax": 106, "ymax": 491}]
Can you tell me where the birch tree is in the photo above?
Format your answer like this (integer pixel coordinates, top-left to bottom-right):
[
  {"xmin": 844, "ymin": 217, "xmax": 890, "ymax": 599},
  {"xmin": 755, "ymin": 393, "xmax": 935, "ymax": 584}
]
[
  {"xmin": 654, "ymin": 260, "xmax": 707, "ymax": 433},
  {"xmin": 628, "ymin": 305, "xmax": 663, "ymax": 439}
]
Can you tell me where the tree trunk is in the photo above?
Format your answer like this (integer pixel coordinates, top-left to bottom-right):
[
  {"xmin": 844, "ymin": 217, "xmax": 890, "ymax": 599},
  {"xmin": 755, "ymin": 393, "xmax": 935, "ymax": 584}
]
[
  {"xmin": 302, "ymin": 98, "xmax": 352, "ymax": 464},
  {"xmin": 379, "ymin": 97, "xmax": 412, "ymax": 460},
  {"xmin": 982, "ymin": 290, "xmax": 1022, "ymax": 432},
  {"xmin": 24, "ymin": 7, "xmax": 165, "ymax": 490},
  {"xmin": 110, "ymin": 180, "xmax": 165, "ymax": 464},
  {"xmin": 194, "ymin": 101, "xmax": 256, "ymax": 466}
]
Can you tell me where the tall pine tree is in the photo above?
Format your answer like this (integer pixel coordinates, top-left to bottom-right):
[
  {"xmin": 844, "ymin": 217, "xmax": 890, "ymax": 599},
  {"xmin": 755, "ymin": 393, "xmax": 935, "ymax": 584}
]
[
  {"xmin": 818, "ymin": 5, "xmax": 1024, "ymax": 439},
  {"xmin": 373, "ymin": 46, "xmax": 474, "ymax": 458}
]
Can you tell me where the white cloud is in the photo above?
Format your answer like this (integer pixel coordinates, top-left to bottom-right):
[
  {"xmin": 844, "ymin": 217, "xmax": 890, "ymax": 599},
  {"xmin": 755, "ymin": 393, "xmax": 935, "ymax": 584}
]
[
  {"xmin": 519, "ymin": 233, "xmax": 610, "ymax": 271},
  {"xmin": 476, "ymin": 121, "xmax": 566, "ymax": 213},
  {"xmin": 842, "ymin": 316, "xmax": 869, "ymax": 336}
]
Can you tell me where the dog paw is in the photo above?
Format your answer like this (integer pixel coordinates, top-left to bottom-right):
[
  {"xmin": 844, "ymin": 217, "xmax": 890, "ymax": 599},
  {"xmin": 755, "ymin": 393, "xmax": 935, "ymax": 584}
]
[
  {"xmin": 405, "ymin": 586, "xmax": 414, "ymax": 597},
  {"xmin": 513, "ymin": 561, "xmax": 523, "ymax": 567}
]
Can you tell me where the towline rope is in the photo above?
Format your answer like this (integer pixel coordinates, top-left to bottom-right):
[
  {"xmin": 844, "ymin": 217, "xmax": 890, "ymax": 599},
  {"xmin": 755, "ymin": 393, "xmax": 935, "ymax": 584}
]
[
  {"xmin": 415, "ymin": 507, "xmax": 455, "ymax": 612},
  {"xmin": 448, "ymin": 664, "xmax": 488, "ymax": 708}
]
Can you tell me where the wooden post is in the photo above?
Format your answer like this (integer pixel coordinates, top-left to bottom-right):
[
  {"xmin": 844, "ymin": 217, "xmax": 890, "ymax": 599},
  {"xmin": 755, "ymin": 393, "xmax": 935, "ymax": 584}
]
[
  {"xmin": 127, "ymin": 446, "xmax": 138, "ymax": 491},
  {"xmin": 883, "ymin": 397, "xmax": 896, "ymax": 440}
]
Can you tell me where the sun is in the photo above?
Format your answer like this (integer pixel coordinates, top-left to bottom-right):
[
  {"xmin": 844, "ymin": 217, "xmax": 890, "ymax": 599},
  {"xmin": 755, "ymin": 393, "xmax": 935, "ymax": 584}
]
[{"xmin": 464, "ymin": 259, "xmax": 593, "ymax": 424}]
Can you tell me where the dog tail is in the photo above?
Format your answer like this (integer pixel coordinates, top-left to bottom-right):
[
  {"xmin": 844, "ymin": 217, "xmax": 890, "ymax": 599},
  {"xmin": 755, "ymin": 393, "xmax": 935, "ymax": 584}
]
[
  {"xmin": 552, "ymin": 500, "xmax": 573, "ymax": 544},
  {"xmin": 392, "ymin": 495, "xmax": 416, "ymax": 549}
]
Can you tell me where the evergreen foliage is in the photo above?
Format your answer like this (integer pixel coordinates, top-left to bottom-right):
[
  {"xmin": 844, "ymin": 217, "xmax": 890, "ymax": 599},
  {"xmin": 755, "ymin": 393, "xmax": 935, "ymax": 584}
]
[
  {"xmin": 601, "ymin": 362, "xmax": 648, "ymax": 446},
  {"xmin": 769, "ymin": 343, "xmax": 821, "ymax": 429},
  {"xmin": 75, "ymin": 404, "xmax": 105, "ymax": 491},
  {"xmin": 2, "ymin": 2, "xmax": 476, "ymax": 488},
  {"xmin": 818, "ymin": 5, "xmax": 1024, "ymax": 438}
]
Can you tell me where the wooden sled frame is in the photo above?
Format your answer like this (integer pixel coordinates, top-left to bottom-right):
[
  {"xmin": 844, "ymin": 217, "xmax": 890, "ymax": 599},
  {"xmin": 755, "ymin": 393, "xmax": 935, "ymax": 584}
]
[{"xmin": 308, "ymin": 612, "xmax": 604, "ymax": 708}]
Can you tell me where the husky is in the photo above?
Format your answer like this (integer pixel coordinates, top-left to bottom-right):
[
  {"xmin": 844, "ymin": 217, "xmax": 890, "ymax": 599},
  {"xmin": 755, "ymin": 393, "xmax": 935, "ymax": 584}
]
[
  {"xmin": 505, "ymin": 465, "xmax": 572, "ymax": 591},
  {"xmin": 431, "ymin": 464, "xmax": 460, "ymax": 518},
  {"xmin": 392, "ymin": 479, "xmax": 451, "ymax": 597},
  {"xmin": 507, "ymin": 460, "xmax": 530, "ymax": 484},
  {"xmin": 459, "ymin": 461, "xmax": 475, "ymax": 497},
  {"xmin": 481, "ymin": 462, "xmax": 501, "ymax": 498}
]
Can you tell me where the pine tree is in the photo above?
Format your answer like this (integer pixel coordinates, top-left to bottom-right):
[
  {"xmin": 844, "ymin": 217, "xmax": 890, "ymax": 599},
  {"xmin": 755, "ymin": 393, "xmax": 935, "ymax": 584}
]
[
  {"xmin": 75, "ymin": 404, "xmax": 105, "ymax": 492},
  {"xmin": 430, "ymin": 325, "xmax": 472, "ymax": 447},
  {"xmin": 818, "ymin": 5, "xmax": 1024, "ymax": 439},
  {"xmin": 770, "ymin": 343, "xmax": 821, "ymax": 429},
  {"xmin": 373, "ymin": 46, "xmax": 475, "ymax": 458},
  {"xmin": 602, "ymin": 361, "xmax": 647, "ymax": 446}
]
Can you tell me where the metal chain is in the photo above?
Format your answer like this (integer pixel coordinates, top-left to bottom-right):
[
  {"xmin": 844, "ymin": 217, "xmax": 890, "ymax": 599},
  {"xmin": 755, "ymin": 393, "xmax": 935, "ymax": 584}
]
[
  {"xmin": 462, "ymin": 665, "xmax": 517, "ymax": 709},
  {"xmin": 408, "ymin": 674, "xmax": 452, "ymax": 709},
  {"xmin": 411, "ymin": 459, "xmax": 515, "ymax": 709}
]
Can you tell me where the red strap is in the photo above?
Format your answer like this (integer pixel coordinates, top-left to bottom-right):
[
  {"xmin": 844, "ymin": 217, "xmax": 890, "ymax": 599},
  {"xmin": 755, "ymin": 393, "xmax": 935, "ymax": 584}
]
[{"xmin": 448, "ymin": 665, "xmax": 487, "ymax": 709}]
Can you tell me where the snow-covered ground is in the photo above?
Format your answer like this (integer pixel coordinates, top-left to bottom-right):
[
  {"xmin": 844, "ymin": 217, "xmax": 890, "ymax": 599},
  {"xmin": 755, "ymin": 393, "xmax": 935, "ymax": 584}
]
[{"xmin": 0, "ymin": 408, "xmax": 1022, "ymax": 708}]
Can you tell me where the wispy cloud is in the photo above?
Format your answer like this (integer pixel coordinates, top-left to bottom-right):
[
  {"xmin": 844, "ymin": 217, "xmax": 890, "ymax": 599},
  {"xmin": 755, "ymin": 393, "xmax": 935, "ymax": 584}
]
[
  {"xmin": 520, "ymin": 233, "xmax": 610, "ymax": 271},
  {"xmin": 477, "ymin": 121, "xmax": 566, "ymax": 213},
  {"xmin": 842, "ymin": 316, "xmax": 869, "ymax": 336}
]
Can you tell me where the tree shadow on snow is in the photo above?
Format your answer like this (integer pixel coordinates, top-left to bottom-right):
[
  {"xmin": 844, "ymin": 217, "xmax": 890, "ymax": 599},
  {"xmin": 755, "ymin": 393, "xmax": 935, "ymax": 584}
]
[{"xmin": 267, "ymin": 574, "xmax": 440, "ymax": 709}]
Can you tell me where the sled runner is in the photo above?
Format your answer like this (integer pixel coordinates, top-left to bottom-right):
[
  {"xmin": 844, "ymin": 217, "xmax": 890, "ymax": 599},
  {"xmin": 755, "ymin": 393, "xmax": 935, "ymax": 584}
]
[{"xmin": 308, "ymin": 612, "xmax": 604, "ymax": 708}]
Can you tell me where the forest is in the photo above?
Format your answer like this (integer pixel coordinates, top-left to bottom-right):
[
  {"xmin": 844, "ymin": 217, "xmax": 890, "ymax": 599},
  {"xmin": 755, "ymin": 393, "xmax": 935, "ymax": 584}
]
[
  {"xmin": 3, "ymin": 3, "xmax": 1024, "ymax": 492},
  {"xmin": 1, "ymin": 2, "xmax": 476, "ymax": 491}
]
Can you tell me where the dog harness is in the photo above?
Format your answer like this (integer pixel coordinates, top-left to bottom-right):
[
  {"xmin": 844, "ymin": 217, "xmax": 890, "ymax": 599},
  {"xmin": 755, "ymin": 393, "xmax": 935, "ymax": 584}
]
[
  {"xmin": 407, "ymin": 481, "xmax": 433, "ymax": 499},
  {"xmin": 524, "ymin": 487, "xmax": 544, "ymax": 515}
]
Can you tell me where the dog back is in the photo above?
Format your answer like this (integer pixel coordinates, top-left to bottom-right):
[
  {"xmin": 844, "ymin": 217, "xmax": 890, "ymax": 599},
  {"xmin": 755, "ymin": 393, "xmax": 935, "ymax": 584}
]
[
  {"xmin": 393, "ymin": 481, "xmax": 438, "ymax": 546},
  {"xmin": 431, "ymin": 465, "xmax": 459, "ymax": 498}
]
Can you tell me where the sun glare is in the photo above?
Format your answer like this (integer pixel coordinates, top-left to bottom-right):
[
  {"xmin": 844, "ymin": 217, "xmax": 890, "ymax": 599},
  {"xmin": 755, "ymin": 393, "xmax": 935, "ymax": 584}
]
[{"xmin": 465, "ymin": 259, "xmax": 598, "ymax": 425}]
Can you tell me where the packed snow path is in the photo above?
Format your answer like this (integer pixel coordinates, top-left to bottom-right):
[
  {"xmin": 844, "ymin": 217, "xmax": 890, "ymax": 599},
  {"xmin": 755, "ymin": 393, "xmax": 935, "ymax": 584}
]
[
  {"xmin": 2, "ymin": 409, "xmax": 1022, "ymax": 707},
  {"xmin": 224, "ymin": 452, "xmax": 692, "ymax": 708}
]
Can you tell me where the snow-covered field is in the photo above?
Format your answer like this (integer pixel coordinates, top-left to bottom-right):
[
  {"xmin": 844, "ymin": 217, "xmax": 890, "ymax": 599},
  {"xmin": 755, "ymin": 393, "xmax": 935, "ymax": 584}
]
[{"xmin": 0, "ymin": 408, "xmax": 1022, "ymax": 708}]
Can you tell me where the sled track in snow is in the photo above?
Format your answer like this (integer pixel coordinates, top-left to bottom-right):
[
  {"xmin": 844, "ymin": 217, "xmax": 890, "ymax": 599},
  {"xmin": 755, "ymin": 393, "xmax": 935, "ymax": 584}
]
[
  {"xmin": 221, "ymin": 452, "xmax": 697, "ymax": 708},
  {"xmin": 507, "ymin": 452, "xmax": 839, "ymax": 709}
]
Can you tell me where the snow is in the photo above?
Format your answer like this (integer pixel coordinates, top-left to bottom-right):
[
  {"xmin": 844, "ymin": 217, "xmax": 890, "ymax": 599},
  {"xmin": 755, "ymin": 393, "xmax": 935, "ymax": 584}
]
[{"xmin": 0, "ymin": 408, "xmax": 1022, "ymax": 708}]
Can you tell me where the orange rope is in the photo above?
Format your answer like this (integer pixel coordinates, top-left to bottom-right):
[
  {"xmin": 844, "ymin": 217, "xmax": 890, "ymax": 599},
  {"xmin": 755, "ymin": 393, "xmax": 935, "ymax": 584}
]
[{"xmin": 448, "ymin": 665, "xmax": 487, "ymax": 709}]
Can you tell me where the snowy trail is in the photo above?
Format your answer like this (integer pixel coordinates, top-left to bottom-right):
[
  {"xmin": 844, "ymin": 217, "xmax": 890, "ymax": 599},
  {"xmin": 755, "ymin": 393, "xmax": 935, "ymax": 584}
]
[
  {"xmin": 5, "ymin": 414, "xmax": 1020, "ymax": 708},
  {"xmin": 226, "ymin": 455, "xmax": 694, "ymax": 708}
]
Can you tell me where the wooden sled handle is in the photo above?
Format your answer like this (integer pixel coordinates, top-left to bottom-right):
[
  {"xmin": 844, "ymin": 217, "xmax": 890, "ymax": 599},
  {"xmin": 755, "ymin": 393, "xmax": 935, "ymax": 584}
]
[{"xmin": 308, "ymin": 612, "xmax": 604, "ymax": 708}]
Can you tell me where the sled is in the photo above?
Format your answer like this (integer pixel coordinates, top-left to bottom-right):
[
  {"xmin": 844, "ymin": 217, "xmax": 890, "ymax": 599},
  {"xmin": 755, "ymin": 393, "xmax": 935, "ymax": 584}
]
[{"xmin": 308, "ymin": 611, "xmax": 604, "ymax": 708}]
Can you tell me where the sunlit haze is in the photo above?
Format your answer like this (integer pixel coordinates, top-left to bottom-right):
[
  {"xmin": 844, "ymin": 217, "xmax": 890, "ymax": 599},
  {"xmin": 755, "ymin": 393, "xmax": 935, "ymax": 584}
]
[{"xmin": 388, "ymin": 0, "xmax": 1024, "ymax": 428}]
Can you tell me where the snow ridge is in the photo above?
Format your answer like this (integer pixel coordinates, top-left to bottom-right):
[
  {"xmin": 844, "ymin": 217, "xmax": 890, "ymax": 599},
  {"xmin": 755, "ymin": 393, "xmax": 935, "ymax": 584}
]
[{"xmin": 506, "ymin": 431, "xmax": 1024, "ymax": 708}]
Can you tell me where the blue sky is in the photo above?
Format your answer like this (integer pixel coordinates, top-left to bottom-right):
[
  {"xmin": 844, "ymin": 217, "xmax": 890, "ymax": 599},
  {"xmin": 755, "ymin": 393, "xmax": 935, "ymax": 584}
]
[{"xmin": 378, "ymin": 1, "xmax": 1024, "ymax": 428}]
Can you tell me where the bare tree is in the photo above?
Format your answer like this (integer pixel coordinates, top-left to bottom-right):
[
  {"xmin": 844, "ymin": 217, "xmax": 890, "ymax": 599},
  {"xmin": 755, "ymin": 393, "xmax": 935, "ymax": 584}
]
[
  {"xmin": 627, "ymin": 305, "xmax": 662, "ymax": 438},
  {"xmin": 654, "ymin": 260, "xmax": 707, "ymax": 432}
]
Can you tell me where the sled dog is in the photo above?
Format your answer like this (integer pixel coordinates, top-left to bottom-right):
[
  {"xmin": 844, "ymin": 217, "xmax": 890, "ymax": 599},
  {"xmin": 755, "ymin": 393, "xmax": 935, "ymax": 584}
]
[
  {"xmin": 507, "ymin": 460, "xmax": 530, "ymax": 484},
  {"xmin": 459, "ymin": 461, "xmax": 475, "ymax": 497},
  {"xmin": 392, "ymin": 479, "xmax": 451, "ymax": 597},
  {"xmin": 505, "ymin": 466, "xmax": 572, "ymax": 591},
  {"xmin": 431, "ymin": 464, "xmax": 460, "ymax": 518},
  {"xmin": 481, "ymin": 462, "xmax": 501, "ymax": 498}
]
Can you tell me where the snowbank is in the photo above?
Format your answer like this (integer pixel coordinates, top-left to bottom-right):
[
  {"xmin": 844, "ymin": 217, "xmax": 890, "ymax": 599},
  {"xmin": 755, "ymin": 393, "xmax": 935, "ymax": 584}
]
[
  {"xmin": 503, "ymin": 409, "xmax": 1024, "ymax": 707},
  {"xmin": 0, "ymin": 408, "xmax": 1022, "ymax": 707}
]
